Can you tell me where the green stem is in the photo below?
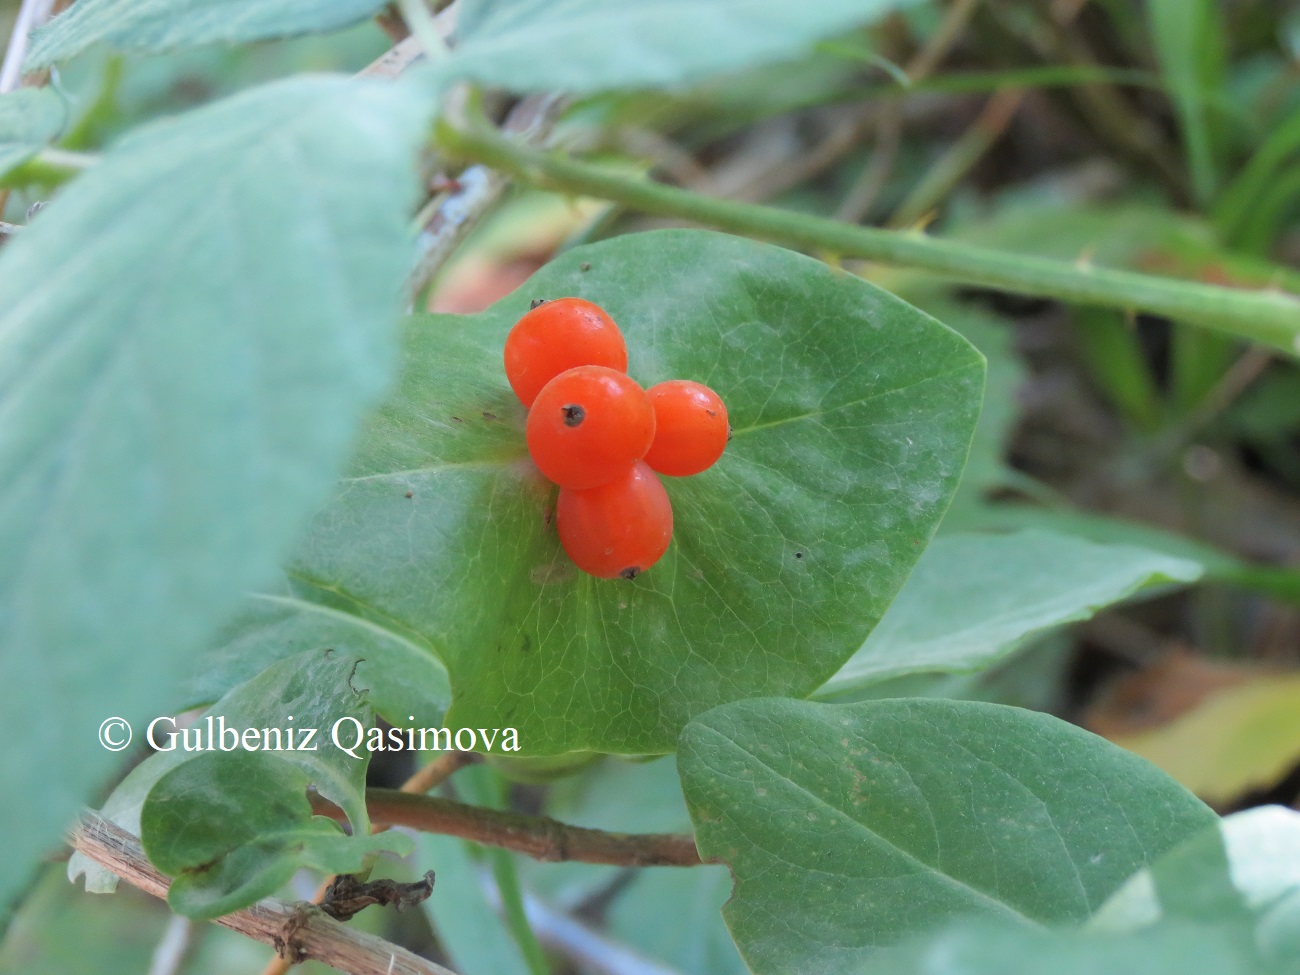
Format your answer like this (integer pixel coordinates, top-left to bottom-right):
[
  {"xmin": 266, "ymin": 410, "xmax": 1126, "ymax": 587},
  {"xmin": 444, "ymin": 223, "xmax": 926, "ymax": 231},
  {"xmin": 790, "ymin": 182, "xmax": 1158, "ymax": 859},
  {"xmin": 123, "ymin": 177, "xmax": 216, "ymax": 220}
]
[{"xmin": 436, "ymin": 119, "xmax": 1300, "ymax": 356}]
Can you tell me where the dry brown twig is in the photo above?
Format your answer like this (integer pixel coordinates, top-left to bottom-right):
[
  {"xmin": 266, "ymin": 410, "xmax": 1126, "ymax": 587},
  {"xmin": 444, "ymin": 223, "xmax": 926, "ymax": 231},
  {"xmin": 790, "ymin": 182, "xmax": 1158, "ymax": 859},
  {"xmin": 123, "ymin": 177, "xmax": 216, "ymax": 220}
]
[
  {"xmin": 71, "ymin": 814, "xmax": 457, "ymax": 975},
  {"xmin": 257, "ymin": 750, "xmax": 480, "ymax": 975}
]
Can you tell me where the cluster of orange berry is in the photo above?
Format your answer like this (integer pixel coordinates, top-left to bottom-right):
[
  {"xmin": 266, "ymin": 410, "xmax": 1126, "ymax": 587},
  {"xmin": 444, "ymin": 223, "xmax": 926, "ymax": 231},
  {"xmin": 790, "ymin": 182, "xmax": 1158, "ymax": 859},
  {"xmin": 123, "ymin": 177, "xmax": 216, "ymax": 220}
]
[{"xmin": 505, "ymin": 297, "xmax": 729, "ymax": 580}]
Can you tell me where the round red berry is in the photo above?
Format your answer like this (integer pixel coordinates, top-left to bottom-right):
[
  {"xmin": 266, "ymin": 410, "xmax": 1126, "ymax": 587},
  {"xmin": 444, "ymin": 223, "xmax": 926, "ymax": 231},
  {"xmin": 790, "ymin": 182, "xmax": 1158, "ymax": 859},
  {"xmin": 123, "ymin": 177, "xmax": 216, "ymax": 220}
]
[
  {"xmin": 526, "ymin": 366, "xmax": 656, "ymax": 489},
  {"xmin": 557, "ymin": 462, "xmax": 673, "ymax": 579},
  {"xmin": 504, "ymin": 297, "xmax": 628, "ymax": 407},
  {"xmin": 643, "ymin": 380, "xmax": 729, "ymax": 477}
]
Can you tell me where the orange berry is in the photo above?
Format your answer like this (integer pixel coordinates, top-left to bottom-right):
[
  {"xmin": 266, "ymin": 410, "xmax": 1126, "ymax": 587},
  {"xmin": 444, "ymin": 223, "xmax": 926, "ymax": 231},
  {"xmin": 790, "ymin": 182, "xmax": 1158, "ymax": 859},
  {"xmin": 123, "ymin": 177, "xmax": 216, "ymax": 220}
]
[
  {"xmin": 504, "ymin": 297, "xmax": 628, "ymax": 406},
  {"xmin": 643, "ymin": 380, "xmax": 729, "ymax": 477},
  {"xmin": 526, "ymin": 366, "xmax": 655, "ymax": 489},
  {"xmin": 557, "ymin": 462, "xmax": 673, "ymax": 579}
]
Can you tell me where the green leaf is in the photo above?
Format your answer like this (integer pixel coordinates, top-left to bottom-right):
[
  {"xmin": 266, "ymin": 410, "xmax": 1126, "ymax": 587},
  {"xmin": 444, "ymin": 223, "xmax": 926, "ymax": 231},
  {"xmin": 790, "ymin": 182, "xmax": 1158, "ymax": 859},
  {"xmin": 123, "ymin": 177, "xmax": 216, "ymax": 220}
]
[
  {"xmin": 0, "ymin": 88, "xmax": 66, "ymax": 178},
  {"xmin": 418, "ymin": 832, "xmax": 534, "ymax": 975},
  {"xmin": 1095, "ymin": 805, "xmax": 1300, "ymax": 931},
  {"xmin": 863, "ymin": 919, "xmax": 1257, "ymax": 975},
  {"xmin": 818, "ymin": 530, "xmax": 1203, "ymax": 697},
  {"xmin": 954, "ymin": 504, "xmax": 1300, "ymax": 606},
  {"xmin": 143, "ymin": 751, "xmax": 407, "ymax": 919},
  {"xmin": 1214, "ymin": 102, "xmax": 1300, "ymax": 242},
  {"xmin": 69, "ymin": 648, "xmax": 391, "ymax": 896},
  {"xmin": 292, "ymin": 229, "xmax": 984, "ymax": 754},
  {"xmin": 450, "ymin": 0, "xmax": 923, "ymax": 94},
  {"xmin": 608, "ymin": 867, "xmax": 748, "ymax": 975},
  {"xmin": 1147, "ymin": 0, "xmax": 1225, "ymax": 205},
  {"xmin": 678, "ymin": 697, "xmax": 1215, "ymax": 974},
  {"xmin": 1092, "ymin": 805, "xmax": 1300, "ymax": 968},
  {"xmin": 187, "ymin": 582, "xmax": 451, "ymax": 730},
  {"xmin": 870, "ymin": 276, "xmax": 1026, "ymax": 515},
  {"xmin": 26, "ymin": 0, "xmax": 389, "ymax": 68},
  {"xmin": 0, "ymin": 75, "xmax": 425, "ymax": 919}
]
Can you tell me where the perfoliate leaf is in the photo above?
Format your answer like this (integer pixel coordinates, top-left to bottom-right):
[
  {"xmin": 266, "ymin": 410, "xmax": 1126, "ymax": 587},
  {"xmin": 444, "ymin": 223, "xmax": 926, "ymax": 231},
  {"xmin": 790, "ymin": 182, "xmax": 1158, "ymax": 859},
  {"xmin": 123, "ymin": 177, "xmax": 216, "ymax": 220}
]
[{"xmin": 292, "ymin": 229, "xmax": 984, "ymax": 754}]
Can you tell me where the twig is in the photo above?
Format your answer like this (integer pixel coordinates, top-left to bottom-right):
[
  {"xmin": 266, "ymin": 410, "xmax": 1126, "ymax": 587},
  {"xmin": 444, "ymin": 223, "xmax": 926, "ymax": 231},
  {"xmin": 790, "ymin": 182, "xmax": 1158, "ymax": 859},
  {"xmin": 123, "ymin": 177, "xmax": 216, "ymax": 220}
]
[
  {"xmin": 360, "ymin": 35, "xmax": 425, "ymax": 80},
  {"xmin": 259, "ymin": 752, "xmax": 479, "ymax": 975},
  {"xmin": 324, "ymin": 790, "xmax": 704, "ymax": 868},
  {"xmin": 0, "ymin": 0, "xmax": 54, "ymax": 94},
  {"xmin": 396, "ymin": 0, "xmax": 450, "ymax": 63},
  {"xmin": 408, "ymin": 92, "xmax": 567, "ymax": 301},
  {"xmin": 886, "ymin": 86, "xmax": 1026, "ymax": 228},
  {"xmin": 401, "ymin": 749, "xmax": 481, "ymax": 795},
  {"xmin": 71, "ymin": 814, "xmax": 458, "ymax": 975},
  {"xmin": 436, "ymin": 117, "xmax": 1300, "ymax": 353},
  {"xmin": 498, "ymin": 886, "xmax": 682, "ymax": 975}
]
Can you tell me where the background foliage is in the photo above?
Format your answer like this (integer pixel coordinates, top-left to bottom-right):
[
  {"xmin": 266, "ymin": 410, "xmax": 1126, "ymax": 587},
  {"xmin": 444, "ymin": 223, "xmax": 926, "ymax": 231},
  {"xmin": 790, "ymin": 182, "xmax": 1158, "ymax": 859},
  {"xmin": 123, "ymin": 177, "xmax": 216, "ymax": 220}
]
[{"xmin": 2, "ymin": 0, "xmax": 1299, "ymax": 973}]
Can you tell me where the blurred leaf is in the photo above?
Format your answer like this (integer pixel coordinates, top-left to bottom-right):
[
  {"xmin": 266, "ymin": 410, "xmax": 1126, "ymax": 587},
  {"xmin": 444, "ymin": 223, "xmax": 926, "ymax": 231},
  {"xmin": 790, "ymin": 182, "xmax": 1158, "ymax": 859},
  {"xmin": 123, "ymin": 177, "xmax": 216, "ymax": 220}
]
[
  {"xmin": 0, "ymin": 75, "xmax": 424, "ymax": 920},
  {"xmin": 1147, "ymin": 0, "xmax": 1225, "ymax": 204},
  {"xmin": 862, "ymin": 918, "xmax": 1256, "ymax": 975},
  {"xmin": 419, "ymin": 832, "xmax": 534, "ymax": 975},
  {"xmin": 1214, "ymin": 102, "xmax": 1300, "ymax": 242},
  {"xmin": 26, "ymin": 0, "xmax": 388, "ymax": 67},
  {"xmin": 0, "ymin": 867, "xmax": 165, "ymax": 974},
  {"xmin": 678, "ymin": 697, "xmax": 1215, "ymax": 974},
  {"xmin": 607, "ymin": 867, "xmax": 748, "ymax": 975},
  {"xmin": 187, "ymin": 582, "xmax": 451, "ymax": 729},
  {"xmin": 1075, "ymin": 309, "xmax": 1163, "ymax": 431},
  {"xmin": 953, "ymin": 200, "xmax": 1300, "ymax": 297},
  {"xmin": 449, "ymin": 0, "xmax": 923, "ymax": 93},
  {"xmin": 453, "ymin": 764, "xmax": 550, "ymax": 975},
  {"xmin": 143, "ymin": 751, "xmax": 406, "ymax": 919},
  {"xmin": 953, "ymin": 504, "xmax": 1300, "ymax": 606},
  {"xmin": 818, "ymin": 530, "xmax": 1202, "ymax": 697},
  {"xmin": 1092, "ymin": 805, "xmax": 1300, "ymax": 968},
  {"xmin": 69, "ymin": 648, "xmax": 393, "ymax": 895},
  {"xmin": 292, "ymin": 229, "xmax": 983, "ymax": 754},
  {"xmin": 1109, "ymin": 674, "xmax": 1300, "ymax": 804},
  {"xmin": 0, "ymin": 88, "xmax": 66, "ymax": 179}
]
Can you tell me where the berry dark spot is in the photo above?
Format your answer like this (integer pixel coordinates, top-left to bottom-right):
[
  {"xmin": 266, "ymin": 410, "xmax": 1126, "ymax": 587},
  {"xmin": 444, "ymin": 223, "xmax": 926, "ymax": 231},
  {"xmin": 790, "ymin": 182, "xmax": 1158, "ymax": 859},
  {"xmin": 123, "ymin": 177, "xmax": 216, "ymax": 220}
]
[
  {"xmin": 404, "ymin": 491, "xmax": 414, "ymax": 499},
  {"xmin": 706, "ymin": 409, "xmax": 717, "ymax": 417},
  {"xmin": 794, "ymin": 551, "xmax": 803, "ymax": 559},
  {"xmin": 619, "ymin": 566, "xmax": 641, "ymax": 580},
  {"xmin": 530, "ymin": 298, "xmax": 548, "ymax": 309},
  {"xmin": 579, "ymin": 262, "xmax": 592, "ymax": 272},
  {"xmin": 562, "ymin": 404, "xmax": 585, "ymax": 426},
  {"xmin": 451, "ymin": 416, "xmax": 463, "ymax": 423},
  {"xmin": 482, "ymin": 411, "xmax": 498, "ymax": 421}
]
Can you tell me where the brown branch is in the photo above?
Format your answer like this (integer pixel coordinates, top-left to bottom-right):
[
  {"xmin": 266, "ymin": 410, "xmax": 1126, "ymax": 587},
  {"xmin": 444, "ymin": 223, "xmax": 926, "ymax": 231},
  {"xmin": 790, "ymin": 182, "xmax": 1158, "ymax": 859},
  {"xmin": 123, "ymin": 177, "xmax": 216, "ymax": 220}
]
[
  {"xmin": 400, "ymin": 749, "xmax": 480, "ymax": 795},
  {"xmin": 321, "ymin": 790, "xmax": 705, "ymax": 868},
  {"xmin": 259, "ymin": 752, "xmax": 479, "ymax": 975},
  {"xmin": 71, "ymin": 814, "xmax": 458, "ymax": 975}
]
